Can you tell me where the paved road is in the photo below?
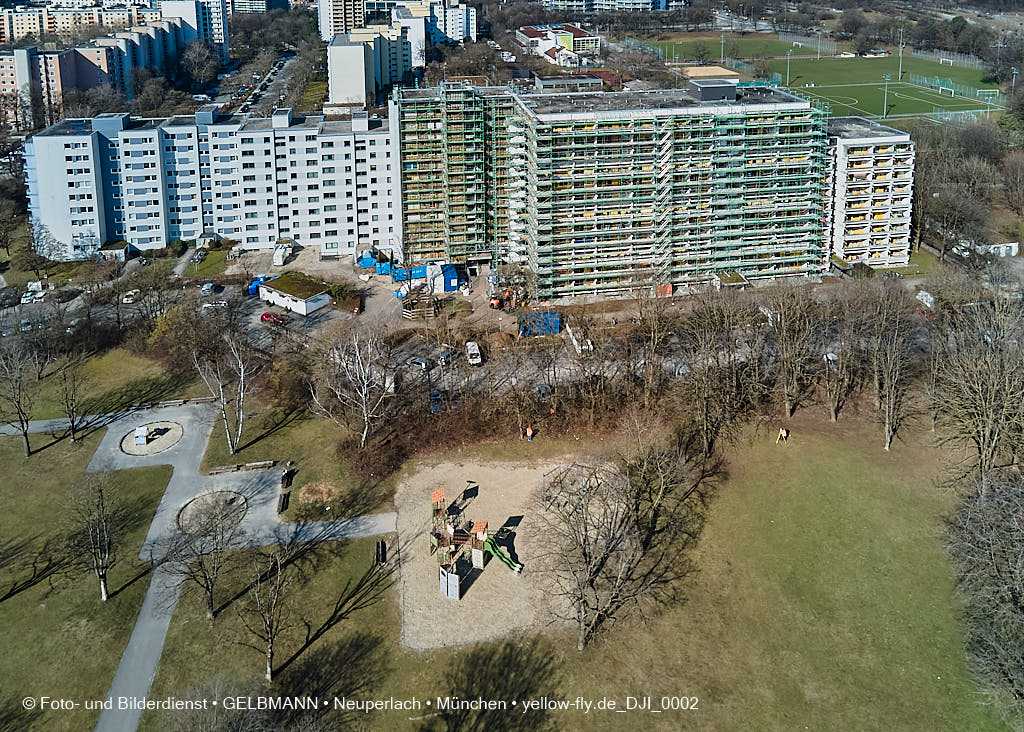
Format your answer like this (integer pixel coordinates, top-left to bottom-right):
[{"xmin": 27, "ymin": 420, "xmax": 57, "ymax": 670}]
[
  {"xmin": 171, "ymin": 247, "xmax": 196, "ymax": 278},
  {"xmin": 72, "ymin": 403, "xmax": 397, "ymax": 732}
]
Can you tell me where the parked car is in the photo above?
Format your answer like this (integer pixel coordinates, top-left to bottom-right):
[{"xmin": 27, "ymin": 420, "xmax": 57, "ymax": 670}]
[
  {"xmin": 439, "ymin": 348, "xmax": 457, "ymax": 366},
  {"xmin": 407, "ymin": 356, "xmax": 432, "ymax": 372},
  {"xmin": 139, "ymin": 257, "xmax": 151, "ymax": 266},
  {"xmin": 19, "ymin": 291, "xmax": 35, "ymax": 305},
  {"xmin": 261, "ymin": 311, "xmax": 289, "ymax": 325},
  {"xmin": 18, "ymin": 318, "xmax": 32, "ymax": 332},
  {"xmin": 0, "ymin": 287, "xmax": 17, "ymax": 307},
  {"xmin": 121, "ymin": 289, "xmax": 140, "ymax": 304},
  {"xmin": 202, "ymin": 300, "xmax": 228, "ymax": 310},
  {"xmin": 200, "ymin": 283, "xmax": 214, "ymax": 297},
  {"xmin": 465, "ymin": 341, "xmax": 482, "ymax": 366}
]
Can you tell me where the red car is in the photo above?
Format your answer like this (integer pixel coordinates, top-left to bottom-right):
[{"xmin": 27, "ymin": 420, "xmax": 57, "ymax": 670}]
[{"xmin": 261, "ymin": 311, "xmax": 289, "ymax": 325}]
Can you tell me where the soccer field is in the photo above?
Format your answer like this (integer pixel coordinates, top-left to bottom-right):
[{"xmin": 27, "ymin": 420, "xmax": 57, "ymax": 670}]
[
  {"xmin": 792, "ymin": 81, "xmax": 997, "ymax": 118},
  {"xmin": 646, "ymin": 33, "xmax": 797, "ymax": 60},
  {"xmin": 767, "ymin": 54, "xmax": 997, "ymax": 89}
]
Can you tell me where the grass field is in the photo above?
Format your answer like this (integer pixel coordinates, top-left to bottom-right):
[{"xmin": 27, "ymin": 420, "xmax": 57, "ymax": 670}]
[
  {"xmin": 645, "ymin": 32, "xmax": 799, "ymax": 60},
  {"xmin": 141, "ymin": 412, "xmax": 1004, "ymax": 730},
  {"xmin": 183, "ymin": 249, "xmax": 229, "ymax": 278},
  {"xmin": 0, "ymin": 431, "xmax": 172, "ymax": 732},
  {"xmin": 765, "ymin": 54, "xmax": 1000, "ymax": 119},
  {"xmin": 31, "ymin": 349, "xmax": 201, "ymax": 420}
]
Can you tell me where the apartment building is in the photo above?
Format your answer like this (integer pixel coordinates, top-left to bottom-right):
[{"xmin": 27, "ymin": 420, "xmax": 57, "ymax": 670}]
[
  {"xmin": 318, "ymin": 0, "xmax": 365, "ymax": 40},
  {"xmin": 393, "ymin": 81, "xmax": 831, "ymax": 298},
  {"xmin": 326, "ymin": 22, "xmax": 417, "ymax": 108},
  {"xmin": 26, "ymin": 106, "xmax": 402, "ymax": 262},
  {"xmin": 0, "ymin": 7, "xmax": 162, "ymax": 45},
  {"xmin": 516, "ymin": 24, "xmax": 600, "ymax": 68},
  {"xmin": 160, "ymin": 0, "xmax": 229, "ymax": 62},
  {"xmin": 825, "ymin": 117, "xmax": 914, "ymax": 268}
]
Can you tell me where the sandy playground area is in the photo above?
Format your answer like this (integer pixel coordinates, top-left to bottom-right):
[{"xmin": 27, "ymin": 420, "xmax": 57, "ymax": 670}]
[{"xmin": 395, "ymin": 459, "xmax": 573, "ymax": 651}]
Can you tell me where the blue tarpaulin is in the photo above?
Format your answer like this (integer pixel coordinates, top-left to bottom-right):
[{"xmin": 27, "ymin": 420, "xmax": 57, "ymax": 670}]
[{"xmin": 518, "ymin": 311, "xmax": 560, "ymax": 336}]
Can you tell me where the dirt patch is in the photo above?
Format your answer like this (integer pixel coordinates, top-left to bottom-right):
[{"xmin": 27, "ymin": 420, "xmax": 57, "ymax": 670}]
[
  {"xmin": 395, "ymin": 460, "xmax": 573, "ymax": 651},
  {"xmin": 119, "ymin": 421, "xmax": 183, "ymax": 456},
  {"xmin": 299, "ymin": 480, "xmax": 335, "ymax": 503}
]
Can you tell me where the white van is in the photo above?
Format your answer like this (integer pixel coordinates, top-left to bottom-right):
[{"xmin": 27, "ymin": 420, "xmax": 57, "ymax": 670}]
[
  {"xmin": 465, "ymin": 341, "xmax": 482, "ymax": 366},
  {"xmin": 121, "ymin": 289, "xmax": 141, "ymax": 304}
]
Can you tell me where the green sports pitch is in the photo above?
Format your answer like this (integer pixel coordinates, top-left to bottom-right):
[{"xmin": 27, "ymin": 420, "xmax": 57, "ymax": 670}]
[
  {"xmin": 788, "ymin": 81, "xmax": 999, "ymax": 118},
  {"xmin": 766, "ymin": 55, "xmax": 1003, "ymax": 118}
]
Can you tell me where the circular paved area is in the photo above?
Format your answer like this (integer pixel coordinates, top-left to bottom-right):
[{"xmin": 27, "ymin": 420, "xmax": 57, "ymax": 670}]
[
  {"xmin": 120, "ymin": 421, "xmax": 184, "ymax": 456},
  {"xmin": 177, "ymin": 490, "xmax": 248, "ymax": 533}
]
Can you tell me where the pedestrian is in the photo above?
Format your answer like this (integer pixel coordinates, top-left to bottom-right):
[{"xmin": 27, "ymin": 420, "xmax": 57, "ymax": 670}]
[
  {"xmin": 776, "ymin": 427, "xmax": 790, "ymax": 444},
  {"xmin": 526, "ymin": 426, "xmax": 534, "ymax": 441}
]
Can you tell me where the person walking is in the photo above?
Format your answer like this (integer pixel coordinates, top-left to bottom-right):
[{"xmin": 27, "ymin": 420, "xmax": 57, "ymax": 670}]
[{"xmin": 776, "ymin": 427, "xmax": 790, "ymax": 444}]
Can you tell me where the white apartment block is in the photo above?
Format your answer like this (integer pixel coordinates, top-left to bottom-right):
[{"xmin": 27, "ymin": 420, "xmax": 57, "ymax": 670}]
[
  {"xmin": 160, "ymin": 0, "xmax": 229, "ymax": 62},
  {"xmin": 826, "ymin": 117, "xmax": 915, "ymax": 268},
  {"xmin": 426, "ymin": 0, "xmax": 476, "ymax": 43},
  {"xmin": 26, "ymin": 106, "xmax": 403, "ymax": 262},
  {"xmin": 327, "ymin": 36, "xmax": 375, "ymax": 107},
  {"xmin": 319, "ymin": 0, "xmax": 365, "ymax": 41}
]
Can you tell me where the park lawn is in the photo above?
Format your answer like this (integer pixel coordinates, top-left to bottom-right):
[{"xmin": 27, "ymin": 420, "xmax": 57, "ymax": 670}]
[
  {"xmin": 890, "ymin": 248, "xmax": 941, "ymax": 277},
  {"xmin": 31, "ymin": 349, "xmax": 201, "ymax": 420},
  {"xmin": 298, "ymin": 77, "xmax": 328, "ymax": 113},
  {"xmin": 185, "ymin": 249, "xmax": 229, "ymax": 278},
  {"xmin": 201, "ymin": 408, "xmax": 390, "ymax": 517},
  {"xmin": 646, "ymin": 32, "xmax": 797, "ymax": 60},
  {"xmin": 0, "ymin": 431, "xmax": 172, "ymax": 732},
  {"xmin": 140, "ymin": 537, "xmax": 397, "ymax": 732},
  {"xmin": 137, "ymin": 412, "xmax": 1002, "ymax": 731},
  {"xmin": 770, "ymin": 54, "xmax": 997, "ymax": 90}
]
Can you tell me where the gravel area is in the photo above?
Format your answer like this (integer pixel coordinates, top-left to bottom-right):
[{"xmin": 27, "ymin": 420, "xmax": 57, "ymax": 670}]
[
  {"xmin": 119, "ymin": 421, "xmax": 183, "ymax": 456},
  {"xmin": 395, "ymin": 459, "xmax": 572, "ymax": 651}
]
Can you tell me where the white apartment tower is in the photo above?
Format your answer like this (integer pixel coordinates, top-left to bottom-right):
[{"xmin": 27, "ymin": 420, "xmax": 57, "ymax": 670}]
[
  {"xmin": 160, "ymin": 0, "xmax": 229, "ymax": 62},
  {"xmin": 825, "ymin": 117, "xmax": 915, "ymax": 268},
  {"xmin": 319, "ymin": 0, "xmax": 366, "ymax": 41},
  {"xmin": 26, "ymin": 107, "xmax": 402, "ymax": 262}
]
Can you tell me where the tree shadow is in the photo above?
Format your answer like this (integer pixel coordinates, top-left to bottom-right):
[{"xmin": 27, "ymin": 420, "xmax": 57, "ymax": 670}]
[
  {"xmin": 234, "ymin": 407, "xmax": 302, "ymax": 452},
  {"xmin": 273, "ymin": 633, "xmax": 389, "ymax": 729},
  {"xmin": 78, "ymin": 371, "xmax": 194, "ymax": 423},
  {"xmin": 0, "ymin": 693, "xmax": 45, "ymax": 729},
  {"xmin": 0, "ymin": 533, "xmax": 76, "ymax": 605},
  {"xmin": 107, "ymin": 564, "xmax": 152, "ymax": 600},
  {"xmin": 419, "ymin": 636, "xmax": 563, "ymax": 732},
  {"xmin": 275, "ymin": 561, "xmax": 395, "ymax": 676}
]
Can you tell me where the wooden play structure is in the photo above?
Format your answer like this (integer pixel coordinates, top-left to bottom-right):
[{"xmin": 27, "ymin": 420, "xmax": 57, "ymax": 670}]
[{"xmin": 429, "ymin": 487, "xmax": 522, "ymax": 600}]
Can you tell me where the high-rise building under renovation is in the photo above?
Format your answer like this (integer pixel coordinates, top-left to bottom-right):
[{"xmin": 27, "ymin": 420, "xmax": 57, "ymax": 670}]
[{"xmin": 393, "ymin": 81, "xmax": 830, "ymax": 298}]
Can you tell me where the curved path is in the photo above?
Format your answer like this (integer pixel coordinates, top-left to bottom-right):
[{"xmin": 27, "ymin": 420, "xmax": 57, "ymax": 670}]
[{"xmin": 6, "ymin": 404, "xmax": 396, "ymax": 732}]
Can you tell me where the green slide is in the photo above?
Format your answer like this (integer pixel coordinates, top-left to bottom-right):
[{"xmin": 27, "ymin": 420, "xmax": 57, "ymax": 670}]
[{"xmin": 483, "ymin": 537, "xmax": 523, "ymax": 574}]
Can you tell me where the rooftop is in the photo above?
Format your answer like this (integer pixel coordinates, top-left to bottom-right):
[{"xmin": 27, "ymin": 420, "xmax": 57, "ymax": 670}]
[
  {"xmin": 34, "ymin": 110, "xmax": 389, "ymax": 137},
  {"xmin": 262, "ymin": 271, "xmax": 330, "ymax": 300},
  {"xmin": 828, "ymin": 116, "xmax": 909, "ymax": 140},
  {"xmin": 520, "ymin": 86, "xmax": 809, "ymax": 116}
]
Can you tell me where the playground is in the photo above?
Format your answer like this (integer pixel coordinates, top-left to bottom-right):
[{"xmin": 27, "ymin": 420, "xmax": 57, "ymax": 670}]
[{"xmin": 394, "ymin": 459, "xmax": 571, "ymax": 651}]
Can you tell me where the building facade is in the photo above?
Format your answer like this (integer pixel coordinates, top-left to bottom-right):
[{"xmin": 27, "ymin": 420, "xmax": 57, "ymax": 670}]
[
  {"xmin": 0, "ymin": 7, "xmax": 163, "ymax": 45},
  {"xmin": 26, "ymin": 107, "xmax": 402, "ymax": 262},
  {"xmin": 318, "ymin": 0, "xmax": 366, "ymax": 40},
  {"xmin": 825, "ymin": 117, "xmax": 914, "ymax": 268},
  {"xmin": 394, "ymin": 82, "xmax": 831, "ymax": 298}
]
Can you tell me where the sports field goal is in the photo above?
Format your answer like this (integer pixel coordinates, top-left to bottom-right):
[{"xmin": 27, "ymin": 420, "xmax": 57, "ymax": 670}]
[
  {"xmin": 938, "ymin": 87, "xmax": 955, "ymax": 96},
  {"xmin": 939, "ymin": 58, "xmax": 954, "ymax": 66}
]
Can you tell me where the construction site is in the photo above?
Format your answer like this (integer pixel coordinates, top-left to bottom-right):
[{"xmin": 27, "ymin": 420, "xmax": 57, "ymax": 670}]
[{"xmin": 393, "ymin": 81, "xmax": 862, "ymax": 299}]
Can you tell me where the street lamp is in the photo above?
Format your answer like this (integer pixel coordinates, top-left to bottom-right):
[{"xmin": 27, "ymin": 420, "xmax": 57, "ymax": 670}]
[
  {"xmin": 817, "ymin": 30, "xmax": 822, "ymax": 60},
  {"xmin": 882, "ymin": 74, "xmax": 891, "ymax": 119},
  {"xmin": 1013, "ymin": 67, "xmax": 1019, "ymax": 96},
  {"xmin": 786, "ymin": 49, "xmax": 793, "ymax": 86}
]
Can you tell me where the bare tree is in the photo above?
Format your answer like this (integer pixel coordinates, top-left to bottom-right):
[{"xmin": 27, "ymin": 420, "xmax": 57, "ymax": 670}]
[
  {"xmin": 537, "ymin": 429, "xmax": 717, "ymax": 651},
  {"xmin": 862, "ymin": 283, "xmax": 917, "ymax": 450},
  {"xmin": 57, "ymin": 355, "xmax": 89, "ymax": 442},
  {"xmin": 0, "ymin": 337, "xmax": 36, "ymax": 456},
  {"xmin": 948, "ymin": 473, "xmax": 1024, "ymax": 724},
  {"xmin": 309, "ymin": 321, "xmax": 398, "ymax": 448},
  {"xmin": 236, "ymin": 551, "xmax": 294, "ymax": 682},
  {"xmin": 819, "ymin": 292, "xmax": 863, "ymax": 423},
  {"xmin": 67, "ymin": 473, "xmax": 119, "ymax": 602},
  {"xmin": 193, "ymin": 330, "xmax": 263, "ymax": 455},
  {"xmin": 1003, "ymin": 152, "xmax": 1024, "ymax": 216},
  {"xmin": 163, "ymin": 497, "xmax": 246, "ymax": 620},
  {"xmin": 762, "ymin": 287, "xmax": 818, "ymax": 418},
  {"xmin": 933, "ymin": 296, "xmax": 1024, "ymax": 474}
]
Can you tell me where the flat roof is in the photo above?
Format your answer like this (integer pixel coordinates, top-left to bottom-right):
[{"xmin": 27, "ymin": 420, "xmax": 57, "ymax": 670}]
[
  {"xmin": 536, "ymin": 74, "xmax": 602, "ymax": 82},
  {"xmin": 262, "ymin": 271, "xmax": 329, "ymax": 300},
  {"xmin": 520, "ymin": 86, "xmax": 808, "ymax": 115},
  {"xmin": 35, "ymin": 111, "xmax": 389, "ymax": 137},
  {"xmin": 828, "ymin": 116, "xmax": 909, "ymax": 139}
]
